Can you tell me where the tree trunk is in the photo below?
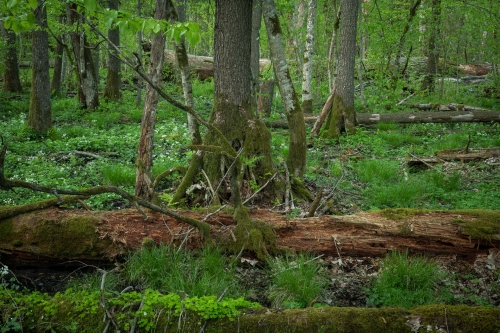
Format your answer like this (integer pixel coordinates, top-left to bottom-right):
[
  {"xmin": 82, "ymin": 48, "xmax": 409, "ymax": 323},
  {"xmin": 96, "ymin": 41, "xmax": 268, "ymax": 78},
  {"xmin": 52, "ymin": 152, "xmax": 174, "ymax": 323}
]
[
  {"xmin": 420, "ymin": 0, "xmax": 441, "ymax": 92},
  {"xmin": 267, "ymin": 110, "xmax": 500, "ymax": 128},
  {"xmin": 251, "ymin": 0, "xmax": 263, "ymax": 113},
  {"xmin": 103, "ymin": 0, "xmax": 121, "ymax": 101},
  {"xmin": 258, "ymin": 78, "xmax": 275, "ymax": 117},
  {"xmin": 327, "ymin": 2, "xmax": 341, "ymax": 92},
  {"xmin": 1, "ymin": 207, "xmax": 498, "ymax": 263},
  {"xmin": 67, "ymin": 4, "xmax": 99, "ymax": 110},
  {"xmin": 323, "ymin": 0, "xmax": 359, "ymax": 140},
  {"xmin": 28, "ymin": 0, "xmax": 52, "ymax": 134},
  {"xmin": 262, "ymin": 0, "xmax": 307, "ymax": 178},
  {"xmin": 50, "ymin": 15, "xmax": 65, "ymax": 96},
  {"xmin": 135, "ymin": 0, "xmax": 175, "ymax": 200},
  {"xmin": 390, "ymin": 0, "xmax": 422, "ymax": 89},
  {"xmin": 136, "ymin": 0, "xmax": 143, "ymax": 107},
  {"xmin": 301, "ymin": 0, "xmax": 317, "ymax": 114},
  {"xmin": 1, "ymin": 21, "xmax": 22, "ymax": 93},
  {"xmin": 174, "ymin": 0, "xmax": 201, "ymax": 145}
]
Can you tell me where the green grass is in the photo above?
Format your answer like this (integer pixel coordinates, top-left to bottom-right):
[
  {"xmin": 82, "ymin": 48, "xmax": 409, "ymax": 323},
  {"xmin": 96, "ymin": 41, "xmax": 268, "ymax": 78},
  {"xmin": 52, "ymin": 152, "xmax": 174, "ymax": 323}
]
[
  {"xmin": 124, "ymin": 244, "xmax": 242, "ymax": 298},
  {"xmin": 266, "ymin": 253, "xmax": 328, "ymax": 309},
  {"xmin": 367, "ymin": 250, "xmax": 449, "ymax": 308}
]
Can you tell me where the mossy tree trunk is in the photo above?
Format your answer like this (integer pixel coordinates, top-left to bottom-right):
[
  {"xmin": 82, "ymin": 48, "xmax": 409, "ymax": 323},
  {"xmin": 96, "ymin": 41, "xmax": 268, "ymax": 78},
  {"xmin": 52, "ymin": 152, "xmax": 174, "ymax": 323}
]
[
  {"xmin": 262, "ymin": 0, "xmax": 307, "ymax": 178},
  {"xmin": 1, "ymin": 20, "xmax": 22, "ymax": 93},
  {"xmin": 28, "ymin": 0, "xmax": 52, "ymax": 134},
  {"xmin": 323, "ymin": 0, "xmax": 359, "ymax": 140},
  {"xmin": 103, "ymin": 0, "xmax": 122, "ymax": 101},
  {"xmin": 135, "ymin": 0, "xmax": 175, "ymax": 200}
]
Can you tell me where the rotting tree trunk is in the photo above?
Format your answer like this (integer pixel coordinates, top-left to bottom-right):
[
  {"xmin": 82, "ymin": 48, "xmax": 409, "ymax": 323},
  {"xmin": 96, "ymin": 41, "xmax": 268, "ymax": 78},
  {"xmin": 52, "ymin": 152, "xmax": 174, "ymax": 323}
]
[
  {"xmin": 103, "ymin": 0, "xmax": 121, "ymax": 101},
  {"xmin": 266, "ymin": 110, "xmax": 500, "ymax": 129},
  {"xmin": 1, "ymin": 21, "xmax": 22, "ymax": 93},
  {"xmin": 262, "ymin": 0, "xmax": 307, "ymax": 178},
  {"xmin": 323, "ymin": 0, "xmax": 359, "ymax": 140},
  {"xmin": 1, "ymin": 207, "xmax": 498, "ymax": 264},
  {"xmin": 28, "ymin": 0, "xmax": 52, "ymax": 134},
  {"xmin": 301, "ymin": 0, "xmax": 317, "ymax": 115},
  {"xmin": 135, "ymin": 0, "xmax": 175, "ymax": 200}
]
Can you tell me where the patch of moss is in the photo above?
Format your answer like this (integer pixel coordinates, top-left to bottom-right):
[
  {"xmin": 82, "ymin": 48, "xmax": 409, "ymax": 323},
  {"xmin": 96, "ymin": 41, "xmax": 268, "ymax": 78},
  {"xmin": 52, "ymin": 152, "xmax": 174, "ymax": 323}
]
[
  {"xmin": 291, "ymin": 177, "xmax": 314, "ymax": 202},
  {"xmin": 451, "ymin": 210, "xmax": 500, "ymax": 241}
]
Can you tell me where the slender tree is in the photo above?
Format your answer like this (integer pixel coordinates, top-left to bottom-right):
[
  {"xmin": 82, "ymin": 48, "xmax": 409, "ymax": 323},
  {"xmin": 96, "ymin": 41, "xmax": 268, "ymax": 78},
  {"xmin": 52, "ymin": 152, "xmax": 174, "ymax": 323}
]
[
  {"xmin": 323, "ymin": 0, "xmax": 359, "ymax": 140},
  {"xmin": 50, "ymin": 15, "xmax": 65, "ymax": 96},
  {"xmin": 67, "ymin": 3, "xmax": 99, "ymax": 110},
  {"xmin": 28, "ymin": 0, "xmax": 52, "ymax": 133},
  {"xmin": 104, "ymin": 0, "xmax": 121, "ymax": 101},
  {"xmin": 251, "ymin": 0, "xmax": 262, "ymax": 113},
  {"xmin": 1, "ymin": 21, "xmax": 22, "ymax": 93},
  {"xmin": 301, "ymin": 0, "xmax": 317, "ymax": 114},
  {"xmin": 420, "ymin": 0, "xmax": 441, "ymax": 93},
  {"xmin": 135, "ymin": 0, "xmax": 175, "ymax": 200},
  {"xmin": 262, "ymin": 0, "xmax": 307, "ymax": 178}
]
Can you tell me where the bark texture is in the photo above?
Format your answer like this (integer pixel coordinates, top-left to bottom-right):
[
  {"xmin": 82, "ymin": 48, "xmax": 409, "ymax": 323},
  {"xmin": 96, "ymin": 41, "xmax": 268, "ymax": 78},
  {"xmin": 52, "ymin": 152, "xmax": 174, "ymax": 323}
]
[
  {"xmin": 67, "ymin": 4, "xmax": 99, "ymax": 110},
  {"xmin": 135, "ymin": 0, "xmax": 174, "ymax": 200},
  {"xmin": 50, "ymin": 28, "xmax": 64, "ymax": 96},
  {"xmin": 267, "ymin": 110, "xmax": 500, "ymax": 128},
  {"xmin": 1, "ymin": 22, "xmax": 22, "ymax": 93},
  {"xmin": 1, "ymin": 207, "xmax": 498, "ymax": 263},
  {"xmin": 301, "ymin": 0, "xmax": 317, "ymax": 114},
  {"xmin": 174, "ymin": 0, "xmax": 201, "ymax": 145},
  {"xmin": 103, "ymin": 0, "xmax": 122, "ymax": 101},
  {"xmin": 324, "ymin": 0, "xmax": 359, "ymax": 139},
  {"xmin": 28, "ymin": 0, "xmax": 52, "ymax": 133},
  {"xmin": 251, "ymin": 0, "xmax": 263, "ymax": 112},
  {"xmin": 420, "ymin": 0, "xmax": 441, "ymax": 92},
  {"xmin": 262, "ymin": 0, "xmax": 307, "ymax": 178}
]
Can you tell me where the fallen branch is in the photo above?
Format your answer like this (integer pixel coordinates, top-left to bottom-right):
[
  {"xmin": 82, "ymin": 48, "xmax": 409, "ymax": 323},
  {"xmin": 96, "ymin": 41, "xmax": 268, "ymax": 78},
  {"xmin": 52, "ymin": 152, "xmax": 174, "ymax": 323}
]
[{"xmin": 0, "ymin": 143, "xmax": 211, "ymax": 237}]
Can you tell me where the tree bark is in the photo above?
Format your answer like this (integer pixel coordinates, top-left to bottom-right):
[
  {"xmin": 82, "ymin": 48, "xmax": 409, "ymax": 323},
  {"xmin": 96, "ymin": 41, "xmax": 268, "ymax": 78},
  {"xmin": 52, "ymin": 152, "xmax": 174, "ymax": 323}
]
[
  {"xmin": 1, "ymin": 207, "xmax": 498, "ymax": 263},
  {"xmin": 327, "ymin": 2, "xmax": 341, "ymax": 92},
  {"xmin": 258, "ymin": 78, "xmax": 275, "ymax": 117},
  {"xmin": 1, "ymin": 21, "xmax": 22, "ymax": 93},
  {"xmin": 323, "ymin": 0, "xmax": 359, "ymax": 140},
  {"xmin": 136, "ymin": 0, "xmax": 143, "ymax": 107},
  {"xmin": 135, "ymin": 0, "xmax": 175, "ymax": 200},
  {"xmin": 420, "ymin": 0, "xmax": 441, "ymax": 92},
  {"xmin": 267, "ymin": 110, "xmax": 500, "ymax": 128},
  {"xmin": 67, "ymin": 4, "xmax": 99, "ymax": 110},
  {"xmin": 301, "ymin": 0, "xmax": 317, "ymax": 114},
  {"xmin": 103, "ymin": 0, "xmax": 122, "ymax": 101},
  {"xmin": 251, "ymin": 0, "xmax": 263, "ymax": 113},
  {"xmin": 174, "ymin": 0, "xmax": 201, "ymax": 145},
  {"xmin": 262, "ymin": 0, "xmax": 307, "ymax": 178},
  {"xmin": 50, "ymin": 19, "xmax": 65, "ymax": 96},
  {"xmin": 28, "ymin": 0, "xmax": 52, "ymax": 134}
]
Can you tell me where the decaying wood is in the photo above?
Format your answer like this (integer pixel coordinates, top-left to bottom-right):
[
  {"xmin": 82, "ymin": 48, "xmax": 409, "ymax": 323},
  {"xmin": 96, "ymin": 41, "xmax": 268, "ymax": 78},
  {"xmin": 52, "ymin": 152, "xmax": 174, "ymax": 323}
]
[
  {"xmin": 163, "ymin": 50, "xmax": 271, "ymax": 81},
  {"xmin": 1, "ymin": 205, "xmax": 499, "ymax": 265},
  {"xmin": 409, "ymin": 103, "xmax": 491, "ymax": 112},
  {"xmin": 408, "ymin": 147, "xmax": 500, "ymax": 168},
  {"xmin": 266, "ymin": 110, "xmax": 500, "ymax": 129}
]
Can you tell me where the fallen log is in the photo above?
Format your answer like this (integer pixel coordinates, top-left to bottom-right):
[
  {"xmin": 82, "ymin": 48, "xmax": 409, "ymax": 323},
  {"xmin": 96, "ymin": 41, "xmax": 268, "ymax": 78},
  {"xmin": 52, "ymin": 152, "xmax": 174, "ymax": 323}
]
[
  {"xmin": 1, "ymin": 205, "xmax": 498, "ymax": 265},
  {"xmin": 163, "ymin": 50, "xmax": 271, "ymax": 81},
  {"xmin": 265, "ymin": 110, "xmax": 500, "ymax": 129},
  {"xmin": 409, "ymin": 103, "xmax": 491, "ymax": 112}
]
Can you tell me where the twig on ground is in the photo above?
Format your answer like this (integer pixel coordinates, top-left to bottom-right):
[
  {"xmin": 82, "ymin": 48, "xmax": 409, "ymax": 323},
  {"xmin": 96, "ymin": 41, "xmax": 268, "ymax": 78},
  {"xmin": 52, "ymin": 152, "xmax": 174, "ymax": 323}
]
[
  {"xmin": 243, "ymin": 172, "xmax": 278, "ymax": 205},
  {"xmin": 176, "ymin": 228, "xmax": 194, "ymax": 254}
]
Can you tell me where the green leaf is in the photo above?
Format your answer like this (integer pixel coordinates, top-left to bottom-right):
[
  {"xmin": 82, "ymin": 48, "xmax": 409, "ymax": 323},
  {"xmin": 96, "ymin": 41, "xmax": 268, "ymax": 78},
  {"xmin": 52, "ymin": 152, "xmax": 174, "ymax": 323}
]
[
  {"xmin": 6, "ymin": 0, "xmax": 19, "ymax": 10},
  {"xmin": 84, "ymin": 0, "xmax": 96, "ymax": 12},
  {"xmin": 152, "ymin": 23, "xmax": 161, "ymax": 34},
  {"xmin": 27, "ymin": 0, "xmax": 37, "ymax": 9},
  {"xmin": 26, "ymin": 12, "xmax": 35, "ymax": 26}
]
